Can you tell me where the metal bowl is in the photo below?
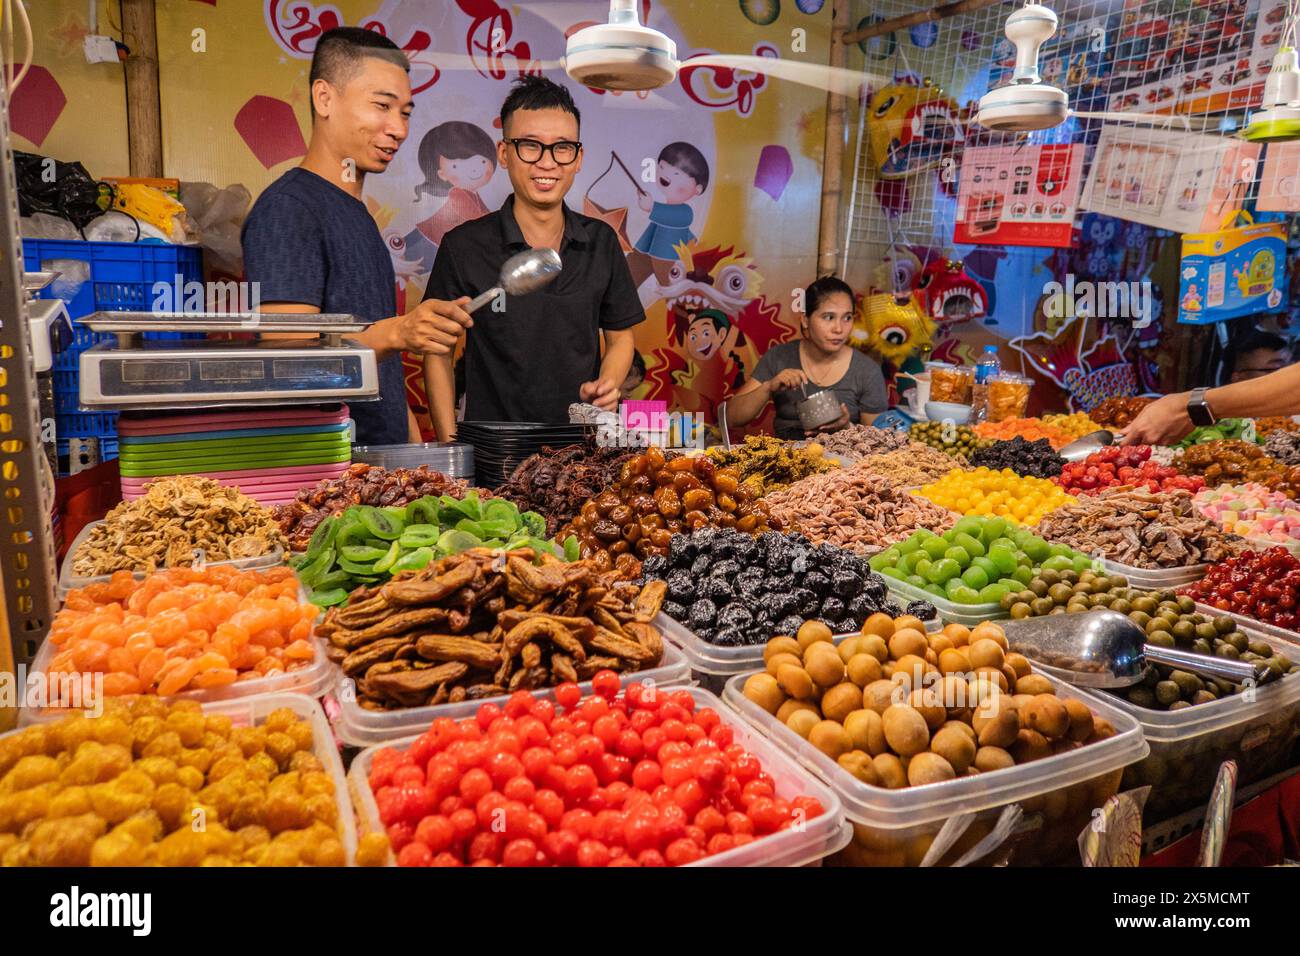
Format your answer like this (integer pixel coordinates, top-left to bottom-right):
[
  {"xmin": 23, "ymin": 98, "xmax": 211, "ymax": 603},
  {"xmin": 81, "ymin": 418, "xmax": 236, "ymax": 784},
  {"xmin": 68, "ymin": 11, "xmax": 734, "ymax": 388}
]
[{"xmin": 796, "ymin": 389, "xmax": 842, "ymax": 432}]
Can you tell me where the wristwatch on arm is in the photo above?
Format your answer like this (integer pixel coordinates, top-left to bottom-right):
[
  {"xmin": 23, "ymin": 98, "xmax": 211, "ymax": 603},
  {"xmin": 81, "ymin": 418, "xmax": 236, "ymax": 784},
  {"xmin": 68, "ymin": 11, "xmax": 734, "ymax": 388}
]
[{"xmin": 1187, "ymin": 387, "xmax": 1216, "ymax": 427}]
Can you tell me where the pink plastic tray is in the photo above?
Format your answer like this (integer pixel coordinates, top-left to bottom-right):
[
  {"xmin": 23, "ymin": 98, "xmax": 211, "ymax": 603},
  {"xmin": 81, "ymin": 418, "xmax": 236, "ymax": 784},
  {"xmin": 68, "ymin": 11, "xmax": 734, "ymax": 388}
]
[
  {"xmin": 116, "ymin": 404, "xmax": 350, "ymax": 436},
  {"xmin": 119, "ymin": 462, "xmax": 350, "ymax": 487}
]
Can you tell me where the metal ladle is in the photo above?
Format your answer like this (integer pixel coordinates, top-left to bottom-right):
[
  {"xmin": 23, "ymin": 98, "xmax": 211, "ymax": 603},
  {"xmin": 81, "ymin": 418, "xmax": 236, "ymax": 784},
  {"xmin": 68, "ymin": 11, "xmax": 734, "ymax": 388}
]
[
  {"xmin": 1058, "ymin": 429, "xmax": 1115, "ymax": 462},
  {"xmin": 466, "ymin": 248, "xmax": 563, "ymax": 313},
  {"xmin": 1000, "ymin": 610, "xmax": 1268, "ymax": 688}
]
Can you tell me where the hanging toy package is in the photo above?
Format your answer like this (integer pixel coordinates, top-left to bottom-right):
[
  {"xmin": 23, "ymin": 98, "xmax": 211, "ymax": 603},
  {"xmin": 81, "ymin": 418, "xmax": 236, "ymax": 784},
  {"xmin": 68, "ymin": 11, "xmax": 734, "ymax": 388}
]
[{"xmin": 1178, "ymin": 211, "xmax": 1287, "ymax": 324}]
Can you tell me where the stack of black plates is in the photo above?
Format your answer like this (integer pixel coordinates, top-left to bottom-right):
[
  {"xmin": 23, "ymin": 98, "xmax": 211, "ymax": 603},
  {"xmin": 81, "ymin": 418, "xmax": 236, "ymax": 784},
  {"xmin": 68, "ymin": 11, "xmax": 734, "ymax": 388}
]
[{"xmin": 457, "ymin": 421, "xmax": 591, "ymax": 488}]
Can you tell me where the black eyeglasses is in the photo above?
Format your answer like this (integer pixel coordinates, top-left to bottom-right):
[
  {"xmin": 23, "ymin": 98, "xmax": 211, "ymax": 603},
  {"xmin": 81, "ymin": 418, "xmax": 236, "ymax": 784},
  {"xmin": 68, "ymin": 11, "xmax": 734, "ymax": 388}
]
[{"xmin": 504, "ymin": 138, "xmax": 582, "ymax": 165}]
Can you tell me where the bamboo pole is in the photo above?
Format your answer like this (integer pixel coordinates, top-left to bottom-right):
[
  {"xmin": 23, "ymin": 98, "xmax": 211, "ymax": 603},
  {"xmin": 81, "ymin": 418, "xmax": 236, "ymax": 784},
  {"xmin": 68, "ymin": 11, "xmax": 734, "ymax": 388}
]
[
  {"xmin": 841, "ymin": 0, "xmax": 1006, "ymax": 45},
  {"xmin": 121, "ymin": 0, "xmax": 163, "ymax": 177},
  {"xmin": 816, "ymin": 0, "xmax": 851, "ymax": 277}
]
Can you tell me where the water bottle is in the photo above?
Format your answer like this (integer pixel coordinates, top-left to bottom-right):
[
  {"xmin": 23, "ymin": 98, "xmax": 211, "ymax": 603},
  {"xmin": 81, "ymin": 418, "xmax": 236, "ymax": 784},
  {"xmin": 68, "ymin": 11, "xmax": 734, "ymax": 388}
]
[
  {"xmin": 972, "ymin": 345, "xmax": 1001, "ymax": 421},
  {"xmin": 975, "ymin": 344, "xmax": 1002, "ymax": 384}
]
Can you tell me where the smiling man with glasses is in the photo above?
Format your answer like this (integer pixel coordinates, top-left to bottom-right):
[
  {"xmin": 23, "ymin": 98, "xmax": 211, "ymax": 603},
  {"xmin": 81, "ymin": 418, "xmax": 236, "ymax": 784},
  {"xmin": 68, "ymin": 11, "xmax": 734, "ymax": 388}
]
[{"xmin": 422, "ymin": 75, "xmax": 645, "ymax": 437}]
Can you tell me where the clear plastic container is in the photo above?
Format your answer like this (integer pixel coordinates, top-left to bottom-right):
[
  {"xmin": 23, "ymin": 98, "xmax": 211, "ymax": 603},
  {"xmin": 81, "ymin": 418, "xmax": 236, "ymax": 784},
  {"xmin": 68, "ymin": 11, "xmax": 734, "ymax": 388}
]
[
  {"xmin": 348, "ymin": 685, "xmax": 849, "ymax": 866},
  {"xmin": 1100, "ymin": 558, "xmax": 1208, "ymax": 590},
  {"xmin": 22, "ymin": 582, "xmax": 334, "ymax": 726},
  {"xmin": 330, "ymin": 634, "xmax": 692, "ymax": 747},
  {"xmin": 722, "ymin": 669, "xmax": 1147, "ymax": 866},
  {"xmin": 1190, "ymin": 601, "xmax": 1300, "ymax": 646},
  {"xmin": 1107, "ymin": 628, "xmax": 1300, "ymax": 819},
  {"xmin": 987, "ymin": 375, "xmax": 1032, "ymax": 423},
  {"xmin": 58, "ymin": 518, "xmax": 285, "ymax": 598},
  {"xmin": 927, "ymin": 363, "xmax": 974, "ymax": 404},
  {"xmin": 883, "ymin": 575, "xmax": 1007, "ymax": 628},
  {"xmin": 0, "ymin": 693, "xmax": 357, "ymax": 865},
  {"xmin": 658, "ymin": 613, "xmax": 938, "ymax": 695}
]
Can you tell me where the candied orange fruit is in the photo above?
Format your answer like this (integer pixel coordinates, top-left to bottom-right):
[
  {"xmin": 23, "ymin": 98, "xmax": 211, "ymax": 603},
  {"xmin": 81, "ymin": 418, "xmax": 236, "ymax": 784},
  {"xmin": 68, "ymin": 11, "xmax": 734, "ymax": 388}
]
[
  {"xmin": 43, "ymin": 566, "xmax": 318, "ymax": 699},
  {"xmin": 0, "ymin": 699, "xmax": 344, "ymax": 867}
]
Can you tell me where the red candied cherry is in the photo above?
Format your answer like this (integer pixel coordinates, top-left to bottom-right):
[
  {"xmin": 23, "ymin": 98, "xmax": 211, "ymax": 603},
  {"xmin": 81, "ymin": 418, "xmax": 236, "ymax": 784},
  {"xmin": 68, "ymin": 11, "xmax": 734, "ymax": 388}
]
[
  {"xmin": 415, "ymin": 815, "xmax": 455, "ymax": 854},
  {"xmin": 501, "ymin": 837, "xmax": 540, "ymax": 867},
  {"xmin": 664, "ymin": 837, "xmax": 704, "ymax": 866},
  {"xmin": 555, "ymin": 682, "xmax": 582, "ymax": 711},
  {"xmin": 543, "ymin": 829, "xmax": 580, "ymax": 865},
  {"xmin": 637, "ymin": 849, "xmax": 667, "ymax": 867},
  {"xmin": 576, "ymin": 839, "xmax": 612, "ymax": 867},
  {"xmin": 397, "ymin": 841, "xmax": 433, "ymax": 867},
  {"xmin": 592, "ymin": 669, "xmax": 621, "ymax": 700},
  {"xmin": 475, "ymin": 702, "xmax": 504, "ymax": 731}
]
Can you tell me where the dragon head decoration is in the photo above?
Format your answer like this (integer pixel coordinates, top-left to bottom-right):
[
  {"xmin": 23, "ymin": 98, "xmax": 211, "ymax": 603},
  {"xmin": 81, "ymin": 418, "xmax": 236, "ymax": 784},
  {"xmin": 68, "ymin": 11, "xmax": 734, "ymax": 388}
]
[
  {"xmin": 852, "ymin": 292, "xmax": 936, "ymax": 367},
  {"xmin": 662, "ymin": 243, "xmax": 764, "ymax": 362},
  {"xmin": 867, "ymin": 79, "xmax": 964, "ymax": 179},
  {"xmin": 916, "ymin": 258, "xmax": 988, "ymax": 323}
]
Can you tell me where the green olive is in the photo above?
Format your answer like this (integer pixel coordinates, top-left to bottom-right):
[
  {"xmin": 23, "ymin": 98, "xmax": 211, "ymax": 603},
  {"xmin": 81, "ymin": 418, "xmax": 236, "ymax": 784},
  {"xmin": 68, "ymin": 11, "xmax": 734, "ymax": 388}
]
[
  {"xmin": 1177, "ymin": 596, "xmax": 1196, "ymax": 614},
  {"xmin": 1146, "ymin": 618, "xmax": 1172, "ymax": 636},
  {"xmin": 1129, "ymin": 610, "xmax": 1152, "ymax": 629},
  {"xmin": 1194, "ymin": 622, "xmax": 1218, "ymax": 642},
  {"xmin": 1010, "ymin": 602, "xmax": 1032, "ymax": 620},
  {"xmin": 1155, "ymin": 681, "xmax": 1182, "ymax": 706},
  {"xmin": 1172, "ymin": 621, "xmax": 1196, "ymax": 642},
  {"xmin": 1147, "ymin": 631, "xmax": 1175, "ymax": 648},
  {"xmin": 1031, "ymin": 597, "xmax": 1055, "ymax": 617},
  {"xmin": 1029, "ymin": 579, "xmax": 1050, "ymax": 598},
  {"xmin": 1215, "ymin": 643, "xmax": 1241, "ymax": 660},
  {"xmin": 1214, "ymin": 616, "xmax": 1236, "ymax": 635},
  {"xmin": 1048, "ymin": 583, "xmax": 1073, "ymax": 603}
]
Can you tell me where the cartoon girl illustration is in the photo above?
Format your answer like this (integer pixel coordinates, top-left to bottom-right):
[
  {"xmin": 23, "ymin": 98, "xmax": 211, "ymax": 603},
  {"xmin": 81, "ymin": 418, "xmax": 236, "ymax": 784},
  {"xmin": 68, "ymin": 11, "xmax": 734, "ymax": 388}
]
[
  {"xmin": 627, "ymin": 142, "xmax": 710, "ymax": 298},
  {"xmin": 403, "ymin": 121, "xmax": 497, "ymax": 272}
]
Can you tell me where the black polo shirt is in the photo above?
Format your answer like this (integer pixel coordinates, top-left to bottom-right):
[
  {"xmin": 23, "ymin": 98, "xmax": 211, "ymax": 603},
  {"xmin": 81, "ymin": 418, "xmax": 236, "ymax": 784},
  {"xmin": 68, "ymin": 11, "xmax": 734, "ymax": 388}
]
[{"xmin": 423, "ymin": 195, "xmax": 644, "ymax": 423}]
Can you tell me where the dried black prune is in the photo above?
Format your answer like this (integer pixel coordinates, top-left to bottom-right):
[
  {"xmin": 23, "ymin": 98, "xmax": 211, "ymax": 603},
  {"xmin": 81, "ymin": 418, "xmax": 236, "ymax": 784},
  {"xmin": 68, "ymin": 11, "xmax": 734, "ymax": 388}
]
[
  {"xmin": 642, "ymin": 555, "xmax": 669, "ymax": 577},
  {"xmin": 665, "ymin": 571, "xmax": 695, "ymax": 603},
  {"xmin": 848, "ymin": 595, "xmax": 878, "ymax": 619},
  {"xmin": 709, "ymin": 559, "xmax": 741, "ymax": 582},
  {"xmin": 717, "ymin": 604, "xmax": 754, "ymax": 630},
  {"xmin": 820, "ymin": 596, "xmax": 846, "ymax": 620},
  {"xmin": 831, "ymin": 569, "xmax": 860, "ymax": 598},
  {"xmin": 690, "ymin": 554, "xmax": 713, "ymax": 578},
  {"xmin": 734, "ymin": 537, "xmax": 759, "ymax": 564},
  {"xmin": 906, "ymin": 600, "xmax": 938, "ymax": 621},
  {"xmin": 831, "ymin": 618, "xmax": 857, "ymax": 635},
  {"xmin": 791, "ymin": 588, "xmax": 819, "ymax": 615},
  {"xmin": 702, "ymin": 577, "xmax": 734, "ymax": 602},
  {"xmin": 764, "ymin": 591, "xmax": 795, "ymax": 618},
  {"xmin": 776, "ymin": 614, "xmax": 806, "ymax": 636},
  {"xmin": 667, "ymin": 536, "xmax": 692, "ymax": 565},
  {"xmin": 863, "ymin": 578, "xmax": 887, "ymax": 602},
  {"xmin": 689, "ymin": 598, "xmax": 717, "ymax": 628},
  {"xmin": 710, "ymin": 627, "xmax": 745, "ymax": 647},
  {"xmin": 802, "ymin": 571, "xmax": 831, "ymax": 595},
  {"xmin": 663, "ymin": 600, "xmax": 688, "ymax": 620},
  {"xmin": 768, "ymin": 573, "xmax": 796, "ymax": 594},
  {"xmin": 736, "ymin": 568, "xmax": 765, "ymax": 593},
  {"xmin": 691, "ymin": 527, "xmax": 719, "ymax": 551},
  {"xmin": 882, "ymin": 600, "xmax": 905, "ymax": 617}
]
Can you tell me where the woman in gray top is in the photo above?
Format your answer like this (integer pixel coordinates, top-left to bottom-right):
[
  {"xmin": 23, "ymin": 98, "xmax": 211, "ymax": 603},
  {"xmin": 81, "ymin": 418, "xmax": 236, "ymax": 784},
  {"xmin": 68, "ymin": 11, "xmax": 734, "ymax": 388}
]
[{"xmin": 726, "ymin": 276, "xmax": 888, "ymax": 439}]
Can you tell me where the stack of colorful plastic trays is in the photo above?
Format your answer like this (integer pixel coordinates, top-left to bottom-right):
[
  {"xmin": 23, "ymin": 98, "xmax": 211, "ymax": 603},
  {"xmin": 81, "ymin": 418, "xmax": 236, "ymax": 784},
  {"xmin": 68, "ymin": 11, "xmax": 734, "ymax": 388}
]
[{"xmin": 116, "ymin": 405, "xmax": 353, "ymax": 505}]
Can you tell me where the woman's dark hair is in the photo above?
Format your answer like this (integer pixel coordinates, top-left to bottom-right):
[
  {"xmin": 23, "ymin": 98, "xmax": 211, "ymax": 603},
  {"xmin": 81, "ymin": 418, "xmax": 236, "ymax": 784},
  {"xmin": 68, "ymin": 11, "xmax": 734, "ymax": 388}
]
[
  {"xmin": 658, "ymin": 142, "xmax": 709, "ymax": 191},
  {"xmin": 414, "ymin": 121, "xmax": 496, "ymax": 200},
  {"xmin": 630, "ymin": 350, "xmax": 647, "ymax": 377},
  {"xmin": 501, "ymin": 75, "xmax": 580, "ymax": 134},
  {"xmin": 804, "ymin": 275, "xmax": 855, "ymax": 317}
]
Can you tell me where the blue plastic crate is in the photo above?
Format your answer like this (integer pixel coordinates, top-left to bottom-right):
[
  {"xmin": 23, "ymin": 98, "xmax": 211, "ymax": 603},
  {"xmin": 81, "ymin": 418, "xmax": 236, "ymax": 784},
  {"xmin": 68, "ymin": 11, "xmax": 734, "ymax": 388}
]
[{"xmin": 24, "ymin": 239, "xmax": 205, "ymax": 470}]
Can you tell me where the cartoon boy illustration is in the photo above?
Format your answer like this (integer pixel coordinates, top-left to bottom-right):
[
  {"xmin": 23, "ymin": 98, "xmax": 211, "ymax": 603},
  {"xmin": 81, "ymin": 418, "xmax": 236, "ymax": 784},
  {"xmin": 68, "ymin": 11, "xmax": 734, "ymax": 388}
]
[
  {"xmin": 403, "ymin": 120, "xmax": 497, "ymax": 272},
  {"xmin": 628, "ymin": 142, "xmax": 710, "ymax": 295}
]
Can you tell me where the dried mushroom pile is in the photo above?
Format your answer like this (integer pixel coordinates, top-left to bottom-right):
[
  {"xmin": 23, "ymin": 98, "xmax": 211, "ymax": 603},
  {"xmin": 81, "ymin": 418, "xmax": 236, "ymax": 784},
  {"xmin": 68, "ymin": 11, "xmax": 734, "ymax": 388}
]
[
  {"xmin": 320, "ymin": 548, "xmax": 667, "ymax": 709},
  {"xmin": 493, "ymin": 443, "xmax": 638, "ymax": 535},
  {"xmin": 72, "ymin": 477, "xmax": 284, "ymax": 577},
  {"xmin": 275, "ymin": 464, "xmax": 474, "ymax": 551},
  {"xmin": 706, "ymin": 435, "xmax": 838, "ymax": 496},
  {"xmin": 1037, "ymin": 487, "xmax": 1246, "ymax": 569}
]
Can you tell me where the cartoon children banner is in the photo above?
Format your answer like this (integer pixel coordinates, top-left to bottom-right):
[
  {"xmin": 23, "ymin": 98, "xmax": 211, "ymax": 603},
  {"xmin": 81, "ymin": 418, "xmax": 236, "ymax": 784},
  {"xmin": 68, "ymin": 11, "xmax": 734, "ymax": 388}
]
[{"xmin": 152, "ymin": 0, "xmax": 832, "ymax": 434}]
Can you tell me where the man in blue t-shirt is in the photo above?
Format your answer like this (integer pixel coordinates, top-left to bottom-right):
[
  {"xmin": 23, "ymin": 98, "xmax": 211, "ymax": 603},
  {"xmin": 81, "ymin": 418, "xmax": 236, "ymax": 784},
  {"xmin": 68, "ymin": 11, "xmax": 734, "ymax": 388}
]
[{"xmin": 242, "ymin": 27, "xmax": 472, "ymax": 445}]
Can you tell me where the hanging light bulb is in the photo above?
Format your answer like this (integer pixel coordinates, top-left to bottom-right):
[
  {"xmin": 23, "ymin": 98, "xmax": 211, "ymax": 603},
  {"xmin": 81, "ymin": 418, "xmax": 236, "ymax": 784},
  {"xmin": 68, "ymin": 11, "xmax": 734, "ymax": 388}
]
[{"xmin": 1243, "ymin": 47, "xmax": 1300, "ymax": 141}]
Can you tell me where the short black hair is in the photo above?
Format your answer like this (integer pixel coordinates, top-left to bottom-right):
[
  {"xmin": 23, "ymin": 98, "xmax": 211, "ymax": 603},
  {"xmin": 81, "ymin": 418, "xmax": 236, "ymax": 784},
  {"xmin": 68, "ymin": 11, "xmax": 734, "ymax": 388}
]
[
  {"xmin": 310, "ymin": 27, "xmax": 409, "ymax": 114},
  {"xmin": 658, "ymin": 142, "xmax": 709, "ymax": 191},
  {"xmin": 500, "ymin": 75, "xmax": 580, "ymax": 135},
  {"xmin": 804, "ymin": 275, "xmax": 855, "ymax": 316},
  {"xmin": 1234, "ymin": 329, "xmax": 1289, "ymax": 362}
]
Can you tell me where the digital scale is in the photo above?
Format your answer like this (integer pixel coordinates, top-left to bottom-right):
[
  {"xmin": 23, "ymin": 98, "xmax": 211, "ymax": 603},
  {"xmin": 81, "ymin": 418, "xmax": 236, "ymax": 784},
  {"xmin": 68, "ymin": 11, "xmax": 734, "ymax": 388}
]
[{"xmin": 76, "ymin": 312, "xmax": 381, "ymax": 409}]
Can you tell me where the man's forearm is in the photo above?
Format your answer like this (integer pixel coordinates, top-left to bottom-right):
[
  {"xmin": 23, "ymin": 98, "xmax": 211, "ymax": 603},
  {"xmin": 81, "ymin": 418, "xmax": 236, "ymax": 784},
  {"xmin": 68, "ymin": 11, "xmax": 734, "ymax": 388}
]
[
  {"xmin": 599, "ymin": 331, "xmax": 636, "ymax": 388},
  {"xmin": 350, "ymin": 317, "xmax": 401, "ymax": 363},
  {"xmin": 1206, "ymin": 363, "xmax": 1300, "ymax": 419},
  {"xmin": 424, "ymin": 353, "xmax": 458, "ymax": 441}
]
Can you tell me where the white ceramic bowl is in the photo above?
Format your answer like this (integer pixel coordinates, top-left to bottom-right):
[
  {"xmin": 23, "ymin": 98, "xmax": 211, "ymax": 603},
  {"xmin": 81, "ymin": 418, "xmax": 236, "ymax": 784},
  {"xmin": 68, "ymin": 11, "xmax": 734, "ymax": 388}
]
[{"xmin": 925, "ymin": 401, "xmax": 974, "ymax": 424}]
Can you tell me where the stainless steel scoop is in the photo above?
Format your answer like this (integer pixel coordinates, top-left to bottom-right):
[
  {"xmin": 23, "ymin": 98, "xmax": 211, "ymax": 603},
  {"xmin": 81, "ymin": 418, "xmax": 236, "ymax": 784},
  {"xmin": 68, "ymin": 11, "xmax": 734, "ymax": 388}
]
[
  {"xmin": 1000, "ymin": 610, "xmax": 1267, "ymax": 688},
  {"xmin": 466, "ymin": 248, "xmax": 563, "ymax": 313},
  {"xmin": 1058, "ymin": 429, "xmax": 1115, "ymax": 462}
]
